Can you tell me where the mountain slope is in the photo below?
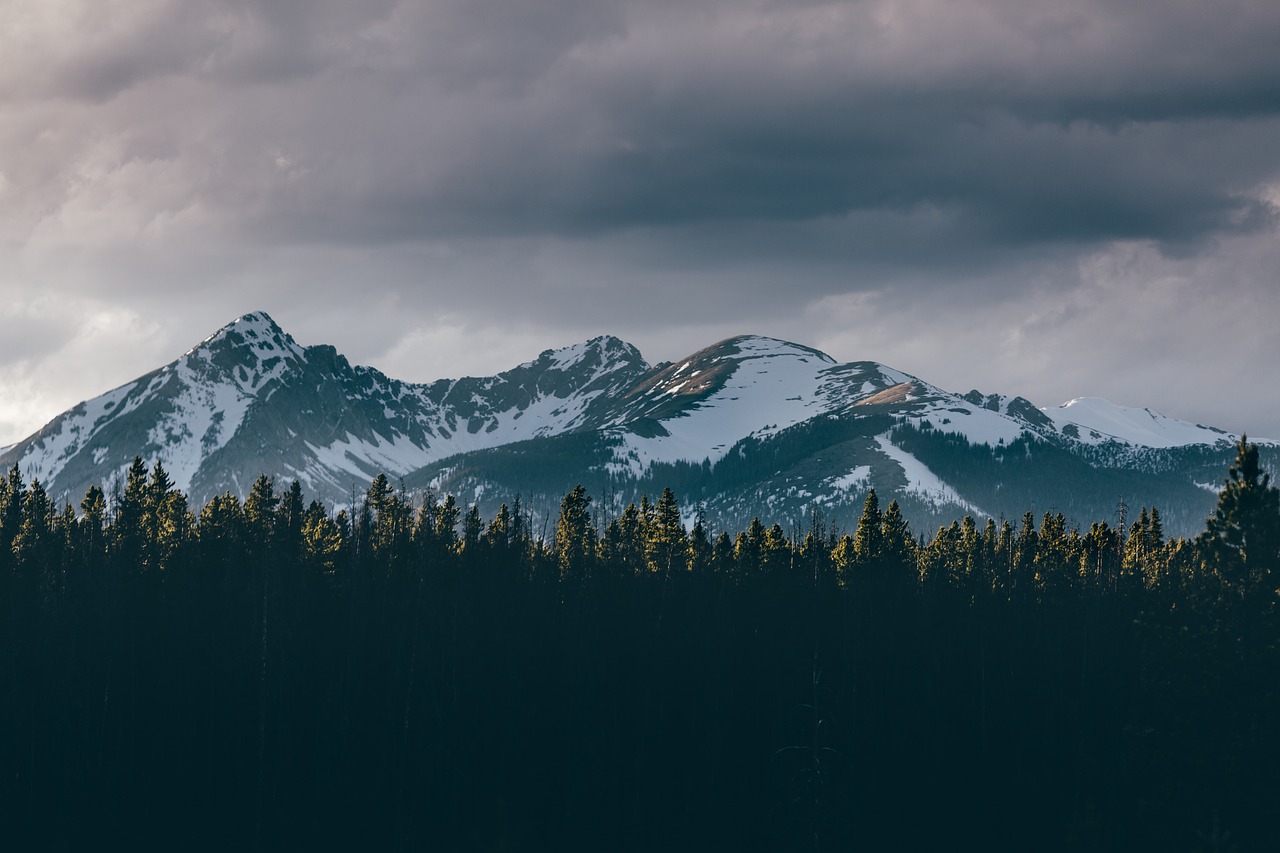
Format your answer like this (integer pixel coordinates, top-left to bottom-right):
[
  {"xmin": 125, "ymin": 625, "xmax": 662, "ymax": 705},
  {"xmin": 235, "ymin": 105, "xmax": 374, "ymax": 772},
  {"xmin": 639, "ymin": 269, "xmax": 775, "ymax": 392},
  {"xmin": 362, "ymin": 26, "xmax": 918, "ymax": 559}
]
[
  {"xmin": 0, "ymin": 312, "xmax": 650, "ymax": 507},
  {"xmin": 1, "ymin": 311, "xmax": 1273, "ymax": 536}
]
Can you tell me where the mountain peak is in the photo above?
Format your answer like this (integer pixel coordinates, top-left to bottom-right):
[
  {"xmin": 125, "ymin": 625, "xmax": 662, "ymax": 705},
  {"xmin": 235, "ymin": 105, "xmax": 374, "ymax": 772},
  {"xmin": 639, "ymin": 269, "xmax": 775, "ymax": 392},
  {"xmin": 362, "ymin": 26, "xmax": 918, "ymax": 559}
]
[
  {"xmin": 706, "ymin": 335, "xmax": 837, "ymax": 365},
  {"xmin": 522, "ymin": 335, "xmax": 648, "ymax": 377},
  {"xmin": 1043, "ymin": 396, "xmax": 1233, "ymax": 448},
  {"xmin": 186, "ymin": 311, "xmax": 302, "ymax": 366},
  {"xmin": 200, "ymin": 309, "xmax": 285, "ymax": 343}
]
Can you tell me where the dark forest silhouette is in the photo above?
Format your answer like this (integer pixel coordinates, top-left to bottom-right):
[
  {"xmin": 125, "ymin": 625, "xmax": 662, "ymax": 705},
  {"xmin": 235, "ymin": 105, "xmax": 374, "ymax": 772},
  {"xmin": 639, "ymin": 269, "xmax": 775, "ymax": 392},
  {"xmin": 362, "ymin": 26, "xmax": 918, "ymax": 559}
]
[{"xmin": 2, "ymin": 439, "xmax": 1277, "ymax": 851}]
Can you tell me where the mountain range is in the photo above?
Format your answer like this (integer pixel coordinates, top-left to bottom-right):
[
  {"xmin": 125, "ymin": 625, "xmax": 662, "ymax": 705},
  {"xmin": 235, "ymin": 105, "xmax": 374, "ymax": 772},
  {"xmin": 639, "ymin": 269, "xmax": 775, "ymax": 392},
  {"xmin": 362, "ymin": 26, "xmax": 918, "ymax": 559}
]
[{"xmin": 2, "ymin": 311, "xmax": 1273, "ymax": 537}]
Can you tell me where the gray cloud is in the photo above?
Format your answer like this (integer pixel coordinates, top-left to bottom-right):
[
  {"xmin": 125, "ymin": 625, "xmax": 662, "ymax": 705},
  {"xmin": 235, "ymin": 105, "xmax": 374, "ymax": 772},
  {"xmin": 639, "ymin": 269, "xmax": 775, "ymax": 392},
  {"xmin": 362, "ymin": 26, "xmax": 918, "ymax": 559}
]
[{"xmin": 2, "ymin": 0, "xmax": 1279, "ymax": 442}]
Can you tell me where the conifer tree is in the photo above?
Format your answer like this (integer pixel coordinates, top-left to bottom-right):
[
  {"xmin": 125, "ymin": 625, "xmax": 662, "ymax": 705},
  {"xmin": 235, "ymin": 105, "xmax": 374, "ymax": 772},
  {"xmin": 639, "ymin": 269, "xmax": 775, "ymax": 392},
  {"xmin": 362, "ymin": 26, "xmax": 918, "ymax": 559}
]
[
  {"xmin": 1013, "ymin": 512, "xmax": 1038, "ymax": 599},
  {"xmin": 646, "ymin": 488, "xmax": 687, "ymax": 573},
  {"xmin": 12, "ymin": 479, "xmax": 55, "ymax": 591},
  {"xmin": 831, "ymin": 534, "xmax": 857, "ymax": 591},
  {"xmin": 434, "ymin": 494, "xmax": 460, "ymax": 553},
  {"xmin": 484, "ymin": 503, "xmax": 513, "ymax": 553},
  {"xmin": 1198, "ymin": 436, "xmax": 1280, "ymax": 610},
  {"xmin": 880, "ymin": 499, "xmax": 915, "ymax": 581},
  {"xmin": 761, "ymin": 523, "xmax": 790, "ymax": 575},
  {"xmin": 301, "ymin": 500, "xmax": 343, "ymax": 575},
  {"xmin": 277, "ymin": 481, "xmax": 305, "ymax": 554},
  {"xmin": 0, "ymin": 464, "xmax": 23, "ymax": 559},
  {"xmin": 244, "ymin": 475, "xmax": 279, "ymax": 553},
  {"xmin": 711, "ymin": 531, "xmax": 734, "ymax": 576},
  {"xmin": 688, "ymin": 513, "xmax": 712, "ymax": 574},
  {"xmin": 616, "ymin": 503, "xmax": 646, "ymax": 574},
  {"xmin": 78, "ymin": 485, "xmax": 109, "ymax": 583},
  {"xmin": 554, "ymin": 485, "xmax": 594, "ymax": 581},
  {"xmin": 853, "ymin": 490, "xmax": 883, "ymax": 565},
  {"xmin": 734, "ymin": 517, "xmax": 766, "ymax": 578},
  {"xmin": 147, "ymin": 461, "xmax": 192, "ymax": 575},
  {"xmin": 462, "ymin": 505, "xmax": 483, "ymax": 554},
  {"xmin": 111, "ymin": 456, "xmax": 150, "ymax": 574}
]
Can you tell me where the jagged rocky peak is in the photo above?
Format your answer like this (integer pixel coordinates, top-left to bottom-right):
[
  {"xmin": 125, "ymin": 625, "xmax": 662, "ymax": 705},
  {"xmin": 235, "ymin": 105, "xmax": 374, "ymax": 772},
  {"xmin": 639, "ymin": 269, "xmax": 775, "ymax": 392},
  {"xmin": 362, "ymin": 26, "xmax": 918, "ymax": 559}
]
[
  {"xmin": 180, "ymin": 310, "xmax": 306, "ymax": 389},
  {"xmin": 480, "ymin": 334, "xmax": 652, "ymax": 405},
  {"xmin": 960, "ymin": 389, "xmax": 1054, "ymax": 430},
  {"xmin": 526, "ymin": 334, "xmax": 648, "ymax": 377},
  {"xmin": 187, "ymin": 311, "xmax": 301, "ymax": 360}
]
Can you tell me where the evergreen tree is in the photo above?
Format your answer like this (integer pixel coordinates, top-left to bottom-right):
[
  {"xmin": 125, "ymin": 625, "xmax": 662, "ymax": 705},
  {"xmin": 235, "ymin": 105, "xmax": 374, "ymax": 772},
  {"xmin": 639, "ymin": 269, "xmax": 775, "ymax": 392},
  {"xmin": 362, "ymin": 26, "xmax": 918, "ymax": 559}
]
[
  {"xmin": 147, "ymin": 461, "xmax": 192, "ymax": 575},
  {"xmin": 554, "ymin": 485, "xmax": 595, "ymax": 582},
  {"xmin": 111, "ymin": 456, "xmax": 151, "ymax": 574},
  {"xmin": 646, "ymin": 487, "xmax": 687, "ymax": 574},
  {"xmin": 78, "ymin": 485, "xmax": 109, "ymax": 585},
  {"xmin": 1, "ymin": 463, "xmax": 28, "ymax": 563},
  {"xmin": 1198, "ymin": 437, "xmax": 1280, "ymax": 609},
  {"xmin": 12, "ymin": 479, "xmax": 56, "ymax": 594},
  {"xmin": 462, "ymin": 505, "xmax": 484, "ymax": 554},
  {"xmin": 852, "ymin": 490, "xmax": 883, "ymax": 566},
  {"xmin": 761, "ymin": 523, "xmax": 790, "ymax": 575},
  {"xmin": 831, "ymin": 534, "xmax": 857, "ymax": 591},
  {"xmin": 734, "ymin": 517, "xmax": 766, "ymax": 579},
  {"xmin": 711, "ymin": 530, "xmax": 734, "ymax": 576},
  {"xmin": 244, "ymin": 475, "xmax": 279, "ymax": 552},
  {"xmin": 484, "ymin": 503, "xmax": 513, "ymax": 553},
  {"xmin": 880, "ymin": 499, "xmax": 915, "ymax": 582},
  {"xmin": 688, "ymin": 513, "xmax": 712, "ymax": 574},
  {"xmin": 301, "ymin": 500, "xmax": 343, "ymax": 576}
]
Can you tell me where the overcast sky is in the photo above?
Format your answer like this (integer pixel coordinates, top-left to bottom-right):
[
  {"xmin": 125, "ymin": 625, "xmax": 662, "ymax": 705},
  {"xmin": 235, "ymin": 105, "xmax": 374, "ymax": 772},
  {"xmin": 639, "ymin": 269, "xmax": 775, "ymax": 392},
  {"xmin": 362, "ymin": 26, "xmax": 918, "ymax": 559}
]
[{"xmin": 3, "ymin": 0, "xmax": 1279, "ymax": 446}]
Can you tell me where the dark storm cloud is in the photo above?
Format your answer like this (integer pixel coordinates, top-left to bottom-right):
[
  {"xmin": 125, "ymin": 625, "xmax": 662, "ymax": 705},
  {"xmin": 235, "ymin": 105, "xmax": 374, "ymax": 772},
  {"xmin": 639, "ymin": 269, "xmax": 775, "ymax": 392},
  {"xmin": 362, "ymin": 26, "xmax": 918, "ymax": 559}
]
[
  {"xmin": 18, "ymin": 0, "xmax": 1276, "ymax": 263},
  {"xmin": 8, "ymin": 0, "xmax": 1280, "ymax": 283},
  {"xmin": 4, "ymin": 0, "xmax": 1280, "ymax": 442},
  {"xmin": 109, "ymin": 0, "xmax": 1271, "ymax": 267}
]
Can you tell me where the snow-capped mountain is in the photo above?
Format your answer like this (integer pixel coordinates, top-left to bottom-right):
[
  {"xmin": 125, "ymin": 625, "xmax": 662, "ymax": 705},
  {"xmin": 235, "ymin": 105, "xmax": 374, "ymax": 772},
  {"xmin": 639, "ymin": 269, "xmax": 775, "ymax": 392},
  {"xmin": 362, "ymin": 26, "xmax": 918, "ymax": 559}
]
[
  {"xmin": 1, "ymin": 312, "xmax": 1271, "ymax": 536},
  {"xmin": 407, "ymin": 331, "xmax": 1270, "ymax": 536},
  {"xmin": 0, "ymin": 312, "xmax": 648, "ymax": 507},
  {"xmin": 1041, "ymin": 397, "xmax": 1231, "ymax": 448}
]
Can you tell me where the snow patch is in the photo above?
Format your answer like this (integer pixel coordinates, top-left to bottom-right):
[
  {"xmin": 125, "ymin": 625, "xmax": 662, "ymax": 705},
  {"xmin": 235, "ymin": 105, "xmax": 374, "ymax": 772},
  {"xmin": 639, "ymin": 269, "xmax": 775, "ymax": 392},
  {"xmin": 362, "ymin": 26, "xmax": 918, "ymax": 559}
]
[
  {"xmin": 828, "ymin": 465, "xmax": 871, "ymax": 492},
  {"xmin": 610, "ymin": 339, "xmax": 833, "ymax": 474},
  {"xmin": 875, "ymin": 434, "xmax": 989, "ymax": 518},
  {"xmin": 1043, "ymin": 397, "xmax": 1232, "ymax": 448}
]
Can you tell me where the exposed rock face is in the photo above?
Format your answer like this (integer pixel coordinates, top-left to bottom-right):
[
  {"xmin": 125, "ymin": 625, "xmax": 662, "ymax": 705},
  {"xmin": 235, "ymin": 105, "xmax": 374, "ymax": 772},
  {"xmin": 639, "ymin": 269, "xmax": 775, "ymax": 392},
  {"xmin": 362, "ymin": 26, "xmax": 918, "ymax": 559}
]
[{"xmin": 2, "ymin": 312, "xmax": 1270, "ymax": 536}]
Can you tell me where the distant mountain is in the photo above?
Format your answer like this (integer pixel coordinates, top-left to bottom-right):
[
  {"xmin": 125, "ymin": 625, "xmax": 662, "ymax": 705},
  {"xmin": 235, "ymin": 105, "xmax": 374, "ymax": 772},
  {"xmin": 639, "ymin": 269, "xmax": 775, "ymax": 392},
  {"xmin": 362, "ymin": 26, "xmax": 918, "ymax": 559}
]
[{"xmin": 2, "ymin": 312, "xmax": 1273, "ymax": 537}]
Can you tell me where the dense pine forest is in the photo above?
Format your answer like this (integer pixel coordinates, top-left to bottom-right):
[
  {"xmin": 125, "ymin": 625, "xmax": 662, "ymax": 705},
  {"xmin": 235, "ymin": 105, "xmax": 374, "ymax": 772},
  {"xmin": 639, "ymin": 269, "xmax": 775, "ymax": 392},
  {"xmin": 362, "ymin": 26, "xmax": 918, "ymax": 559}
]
[{"xmin": 3, "ymin": 440, "xmax": 1278, "ymax": 851}]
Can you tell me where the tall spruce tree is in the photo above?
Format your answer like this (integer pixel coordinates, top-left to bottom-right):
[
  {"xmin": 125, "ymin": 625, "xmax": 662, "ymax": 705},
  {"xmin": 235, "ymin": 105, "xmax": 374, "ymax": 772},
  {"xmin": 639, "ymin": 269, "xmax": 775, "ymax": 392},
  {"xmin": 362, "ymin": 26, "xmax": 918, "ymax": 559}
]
[
  {"xmin": 646, "ymin": 488, "xmax": 687, "ymax": 574},
  {"xmin": 1198, "ymin": 436, "xmax": 1280, "ymax": 610},
  {"xmin": 554, "ymin": 485, "xmax": 594, "ymax": 582}
]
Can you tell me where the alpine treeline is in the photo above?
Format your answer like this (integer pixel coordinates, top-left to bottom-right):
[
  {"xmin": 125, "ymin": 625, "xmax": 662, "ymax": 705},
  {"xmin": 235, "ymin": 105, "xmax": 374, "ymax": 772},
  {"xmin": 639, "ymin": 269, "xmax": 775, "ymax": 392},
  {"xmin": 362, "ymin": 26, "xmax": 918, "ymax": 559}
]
[{"xmin": 2, "ymin": 442, "xmax": 1278, "ymax": 851}]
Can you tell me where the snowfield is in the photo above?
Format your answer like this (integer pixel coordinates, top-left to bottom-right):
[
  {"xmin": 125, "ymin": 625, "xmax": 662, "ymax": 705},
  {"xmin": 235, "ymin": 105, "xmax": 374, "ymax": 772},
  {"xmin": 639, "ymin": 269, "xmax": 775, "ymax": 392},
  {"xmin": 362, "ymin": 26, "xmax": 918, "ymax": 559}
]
[
  {"xmin": 1043, "ymin": 397, "xmax": 1232, "ymax": 448},
  {"xmin": 1, "ymin": 312, "xmax": 1271, "ymax": 514},
  {"xmin": 875, "ymin": 434, "xmax": 990, "ymax": 518}
]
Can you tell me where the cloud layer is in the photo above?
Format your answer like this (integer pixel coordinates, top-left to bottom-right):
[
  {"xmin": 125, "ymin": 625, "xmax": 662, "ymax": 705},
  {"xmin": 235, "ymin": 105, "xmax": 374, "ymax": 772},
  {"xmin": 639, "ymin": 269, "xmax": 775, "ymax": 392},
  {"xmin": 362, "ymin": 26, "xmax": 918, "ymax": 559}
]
[{"xmin": 3, "ymin": 0, "xmax": 1279, "ymax": 444}]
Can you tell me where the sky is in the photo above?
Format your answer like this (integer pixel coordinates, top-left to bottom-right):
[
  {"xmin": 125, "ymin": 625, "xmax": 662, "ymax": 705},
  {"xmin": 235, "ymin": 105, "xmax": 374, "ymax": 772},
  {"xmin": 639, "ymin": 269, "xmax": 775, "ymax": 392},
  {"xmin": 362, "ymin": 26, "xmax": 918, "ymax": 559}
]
[{"xmin": 3, "ymin": 0, "xmax": 1280, "ymax": 446}]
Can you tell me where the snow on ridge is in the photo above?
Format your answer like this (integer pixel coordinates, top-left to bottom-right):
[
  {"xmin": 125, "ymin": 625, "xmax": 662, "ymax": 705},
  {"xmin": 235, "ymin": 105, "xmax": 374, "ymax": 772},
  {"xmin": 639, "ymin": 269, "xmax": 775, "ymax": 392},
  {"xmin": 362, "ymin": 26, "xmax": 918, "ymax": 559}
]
[
  {"xmin": 186, "ymin": 310, "xmax": 288, "ymax": 354},
  {"xmin": 303, "ymin": 384, "xmax": 615, "ymax": 485},
  {"xmin": 613, "ymin": 335, "xmax": 836, "ymax": 474},
  {"xmin": 828, "ymin": 465, "xmax": 871, "ymax": 492},
  {"xmin": 1043, "ymin": 397, "xmax": 1234, "ymax": 449},
  {"xmin": 13, "ymin": 380, "xmax": 141, "ymax": 485},
  {"xmin": 513, "ymin": 335, "xmax": 644, "ymax": 378},
  {"xmin": 875, "ymin": 434, "xmax": 990, "ymax": 518},
  {"xmin": 728, "ymin": 335, "xmax": 837, "ymax": 364},
  {"xmin": 150, "ymin": 358, "xmax": 260, "ymax": 492},
  {"xmin": 907, "ymin": 398, "xmax": 1029, "ymax": 447}
]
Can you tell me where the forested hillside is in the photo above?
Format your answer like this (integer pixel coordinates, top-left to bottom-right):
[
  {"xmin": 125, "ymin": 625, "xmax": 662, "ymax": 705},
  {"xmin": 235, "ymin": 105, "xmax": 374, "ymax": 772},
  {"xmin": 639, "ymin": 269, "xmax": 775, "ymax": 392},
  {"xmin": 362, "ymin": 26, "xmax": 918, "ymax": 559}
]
[{"xmin": 2, "ymin": 441, "xmax": 1277, "ymax": 851}]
